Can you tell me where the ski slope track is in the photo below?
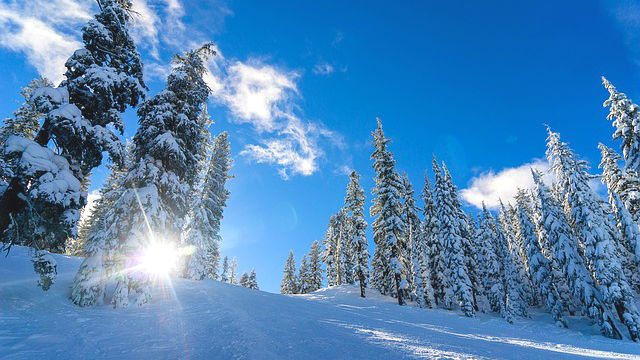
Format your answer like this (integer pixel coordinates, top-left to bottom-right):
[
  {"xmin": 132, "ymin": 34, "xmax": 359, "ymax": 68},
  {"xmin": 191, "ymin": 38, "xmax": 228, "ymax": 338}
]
[{"xmin": 1, "ymin": 246, "xmax": 640, "ymax": 360}]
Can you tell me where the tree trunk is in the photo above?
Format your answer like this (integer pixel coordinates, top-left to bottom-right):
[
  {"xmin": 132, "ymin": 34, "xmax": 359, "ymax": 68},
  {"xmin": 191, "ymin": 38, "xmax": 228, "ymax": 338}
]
[
  {"xmin": 395, "ymin": 273, "xmax": 404, "ymax": 306},
  {"xmin": 359, "ymin": 272, "xmax": 366, "ymax": 298}
]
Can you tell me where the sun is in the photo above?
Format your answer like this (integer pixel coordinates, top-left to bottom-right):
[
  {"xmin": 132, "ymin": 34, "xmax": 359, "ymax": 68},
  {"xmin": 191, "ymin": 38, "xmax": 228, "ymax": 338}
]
[{"xmin": 138, "ymin": 243, "xmax": 178, "ymax": 276}]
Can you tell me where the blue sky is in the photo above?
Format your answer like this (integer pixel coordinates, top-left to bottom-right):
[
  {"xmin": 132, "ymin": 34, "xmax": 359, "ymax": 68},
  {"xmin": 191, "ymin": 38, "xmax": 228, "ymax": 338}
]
[{"xmin": 1, "ymin": 0, "xmax": 639, "ymax": 292}]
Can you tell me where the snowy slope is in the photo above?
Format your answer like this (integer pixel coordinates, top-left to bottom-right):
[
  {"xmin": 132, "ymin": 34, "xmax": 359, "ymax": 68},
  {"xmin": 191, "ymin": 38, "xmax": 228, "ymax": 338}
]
[{"xmin": 1, "ymin": 247, "xmax": 640, "ymax": 360}]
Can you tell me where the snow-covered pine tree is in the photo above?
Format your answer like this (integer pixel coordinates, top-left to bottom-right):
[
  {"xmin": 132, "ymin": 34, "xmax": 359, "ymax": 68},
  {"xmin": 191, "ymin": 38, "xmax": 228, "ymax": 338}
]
[
  {"xmin": 0, "ymin": 0, "xmax": 146, "ymax": 252},
  {"xmin": 476, "ymin": 204, "xmax": 504, "ymax": 315},
  {"xmin": 307, "ymin": 240, "xmax": 324, "ymax": 292},
  {"xmin": 344, "ymin": 171, "xmax": 369, "ymax": 297},
  {"xmin": 183, "ymin": 131, "xmax": 233, "ymax": 280},
  {"xmin": 602, "ymin": 77, "xmax": 640, "ymax": 173},
  {"xmin": 599, "ymin": 144, "xmax": 640, "ymax": 291},
  {"xmin": 401, "ymin": 173, "xmax": 425, "ymax": 307},
  {"xmin": 248, "ymin": 269, "xmax": 259, "ymax": 290},
  {"xmin": 430, "ymin": 158, "xmax": 447, "ymax": 305},
  {"xmin": 514, "ymin": 189, "xmax": 566, "ymax": 326},
  {"xmin": 533, "ymin": 169, "xmax": 626, "ymax": 339},
  {"xmin": 221, "ymin": 256, "xmax": 230, "ymax": 283},
  {"xmin": 370, "ymin": 119, "xmax": 407, "ymax": 305},
  {"xmin": 239, "ymin": 272, "xmax": 249, "ymax": 288},
  {"xmin": 281, "ymin": 250, "xmax": 298, "ymax": 294},
  {"xmin": 466, "ymin": 212, "xmax": 488, "ymax": 312},
  {"xmin": 500, "ymin": 201, "xmax": 534, "ymax": 307},
  {"xmin": 419, "ymin": 173, "xmax": 437, "ymax": 308},
  {"xmin": 433, "ymin": 161, "xmax": 474, "ymax": 316},
  {"xmin": 599, "ymin": 143, "xmax": 640, "ymax": 220},
  {"xmin": 494, "ymin": 210, "xmax": 528, "ymax": 322},
  {"xmin": 298, "ymin": 254, "xmax": 310, "ymax": 294},
  {"xmin": 72, "ymin": 43, "xmax": 214, "ymax": 308},
  {"xmin": 229, "ymin": 258, "xmax": 238, "ymax": 285},
  {"xmin": 547, "ymin": 128, "xmax": 640, "ymax": 340}
]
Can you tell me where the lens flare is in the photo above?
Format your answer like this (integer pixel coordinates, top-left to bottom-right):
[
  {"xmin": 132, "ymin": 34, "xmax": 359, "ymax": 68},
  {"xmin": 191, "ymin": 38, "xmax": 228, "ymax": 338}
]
[{"xmin": 139, "ymin": 243, "xmax": 178, "ymax": 275}]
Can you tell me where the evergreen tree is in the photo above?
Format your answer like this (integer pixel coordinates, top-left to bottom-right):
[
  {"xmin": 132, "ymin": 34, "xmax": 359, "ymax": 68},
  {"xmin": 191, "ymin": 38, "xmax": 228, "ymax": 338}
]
[
  {"xmin": 281, "ymin": 250, "xmax": 298, "ymax": 294},
  {"xmin": 533, "ymin": 169, "xmax": 627, "ymax": 339},
  {"xmin": 322, "ymin": 210, "xmax": 349, "ymax": 286},
  {"xmin": 298, "ymin": 254, "xmax": 311, "ymax": 294},
  {"xmin": 420, "ymin": 173, "xmax": 437, "ymax": 308},
  {"xmin": 220, "ymin": 256, "xmax": 229, "ymax": 283},
  {"xmin": 307, "ymin": 240, "xmax": 324, "ymax": 292},
  {"xmin": 495, "ymin": 210, "xmax": 528, "ymax": 322},
  {"xmin": 72, "ymin": 44, "xmax": 214, "ymax": 308},
  {"xmin": 370, "ymin": 119, "xmax": 407, "ymax": 305},
  {"xmin": 476, "ymin": 204, "xmax": 504, "ymax": 315},
  {"xmin": 239, "ymin": 272, "xmax": 249, "ymax": 288},
  {"xmin": 599, "ymin": 144, "xmax": 640, "ymax": 290},
  {"xmin": 514, "ymin": 189, "xmax": 566, "ymax": 326},
  {"xmin": 547, "ymin": 128, "xmax": 640, "ymax": 340},
  {"xmin": 430, "ymin": 158, "xmax": 447, "ymax": 305},
  {"xmin": 0, "ymin": 0, "xmax": 146, "ymax": 250},
  {"xmin": 183, "ymin": 131, "xmax": 233, "ymax": 280},
  {"xmin": 401, "ymin": 174, "xmax": 425, "ymax": 307},
  {"xmin": 500, "ymin": 200, "xmax": 534, "ymax": 307},
  {"xmin": 466, "ymin": 212, "xmax": 488, "ymax": 312},
  {"xmin": 602, "ymin": 77, "xmax": 640, "ymax": 173},
  {"xmin": 344, "ymin": 170, "xmax": 369, "ymax": 297},
  {"xmin": 229, "ymin": 258, "xmax": 238, "ymax": 285},
  {"xmin": 248, "ymin": 269, "xmax": 259, "ymax": 290},
  {"xmin": 434, "ymin": 161, "xmax": 474, "ymax": 316}
]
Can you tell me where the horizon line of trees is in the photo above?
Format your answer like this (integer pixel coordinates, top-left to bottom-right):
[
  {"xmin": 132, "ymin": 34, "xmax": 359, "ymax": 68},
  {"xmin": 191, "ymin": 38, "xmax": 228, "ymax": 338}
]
[{"xmin": 281, "ymin": 79, "xmax": 640, "ymax": 341}]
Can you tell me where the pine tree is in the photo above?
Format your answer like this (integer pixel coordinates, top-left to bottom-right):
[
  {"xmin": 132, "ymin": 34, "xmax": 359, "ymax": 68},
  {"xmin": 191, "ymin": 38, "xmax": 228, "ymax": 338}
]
[
  {"xmin": 476, "ymin": 204, "xmax": 504, "ymax": 315},
  {"xmin": 281, "ymin": 250, "xmax": 298, "ymax": 294},
  {"xmin": 466, "ymin": 212, "xmax": 488, "ymax": 312},
  {"xmin": 370, "ymin": 119, "xmax": 407, "ymax": 305},
  {"xmin": 495, "ymin": 210, "xmax": 528, "ymax": 322},
  {"xmin": 298, "ymin": 254, "xmax": 311, "ymax": 294},
  {"xmin": 239, "ymin": 272, "xmax": 249, "ymax": 288},
  {"xmin": 547, "ymin": 128, "xmax": 640, "ymax": 340},
  {"xmin": 599, "ymin": 143, "xmax": 640, "ymax": 219},
  {"xmin": 433, "ymin": 161, "xmax": 474, "ymax": 316},
  {"xmin": 229, "ymin": 258, "xmax": 238, "ymax": 285},
  {"xmin": 72, "ymin": 43, "xmax": 214, "ymax": 308},
  {"xmin": 514, "ymin": 189, "xmax": 566, "ymax": 326},
  {"xmin": 0, "ymin": 0, "xmax": 146, "ymax": 250},
  {"xmin": 183, "ymin": 131, "xmax": 233, "ymax": 280},
  {"xmin": 220, "ymin": 256, "xmax": 229, "ymax": 283},
  {"xmin": 307, "ymin": 240, "xmax": 324, "ymax": 292},
  {"xmin": 500, "ymin": 201, "xmax": 534, "ymax": 308},
  {"xmin": 533, "ymin": 169, "xmax": 627, "ymax": 339},
  {"xmin": 420, "ymin": 173, "xmax": 437, "ymax": 308},
  {"xmin": 599, "ymin": 144, "xmax": 640, "ymax": 291},
  {"xmin": 602, "ymin": 77, "xmax": 640, "ymax": 173},
  {"xmin": 248, "ymin": 269, "xmax": 259, "ymax": 290},
  {"xmin": 401, "ymin": 174, "xmax": 425, "ymax": 307},
  {"xmin": 344, "ymin": 170, "xmax": 369, "ymax": 297},
  {"xmin": 430, "ymin": 158, "xmax": 447, "ymax": 305}
]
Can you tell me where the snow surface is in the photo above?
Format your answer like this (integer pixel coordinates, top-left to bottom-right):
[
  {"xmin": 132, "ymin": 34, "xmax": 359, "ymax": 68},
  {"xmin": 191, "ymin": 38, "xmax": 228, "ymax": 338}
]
[{"xmin": 2, "ymin": 247, "xmax": 640, "ymax": 360}]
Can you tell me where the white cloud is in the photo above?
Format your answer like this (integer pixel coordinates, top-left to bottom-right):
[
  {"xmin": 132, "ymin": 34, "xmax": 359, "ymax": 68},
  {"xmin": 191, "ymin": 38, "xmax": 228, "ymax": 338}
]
[
  {"xmin": 0, "ymin": 1, "xmax": 88, "ymax": 84},
  {"xmin": 211, "ymin": 61, "xmax": 298, "ymax": 131},
  {"xmin": 206, "ymin": 57, "xmax": 339, "ymax": 179},
  {"xmin": 460, "ymin": 159, "xmax": 553, "ymax": 209},
  {"xmin": 129, "ymin": 0, "xmax": 160, "ymax": 58},
  {"xmin": 313, "ymin": 62, "xmax": 334, "ymax": 76}
]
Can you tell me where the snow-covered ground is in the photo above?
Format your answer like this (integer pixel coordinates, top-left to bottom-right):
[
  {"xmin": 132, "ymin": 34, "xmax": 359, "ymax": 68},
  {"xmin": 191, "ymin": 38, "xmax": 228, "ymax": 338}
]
[{"xmin": 1, "ymin": 247, "xmax": 640, "ymax": 360}]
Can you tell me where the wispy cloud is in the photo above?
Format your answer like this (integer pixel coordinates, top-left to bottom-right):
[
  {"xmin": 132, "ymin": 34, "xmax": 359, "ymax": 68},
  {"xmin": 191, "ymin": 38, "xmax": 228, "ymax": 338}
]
[
  {"xmin": 605, "ymin": 0, "xmax": 640, "ymax": 66},
  {"xmin": 460, "ymin": 159, "xmax": 552, "ymax": 209},
  {"xmin": 207, "ymin": 56, "xmax": 341, "ymax": 179},
  {"xmin": 0, "ymin": 0, "xmax": 89, "ymax": 84}
]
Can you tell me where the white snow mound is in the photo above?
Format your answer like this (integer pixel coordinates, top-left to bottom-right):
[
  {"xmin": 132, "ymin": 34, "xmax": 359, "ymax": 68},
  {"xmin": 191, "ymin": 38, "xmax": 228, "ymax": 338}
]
[{"xmin": 1, "ymin": 246, "xmax": 640, "ymax": 360}]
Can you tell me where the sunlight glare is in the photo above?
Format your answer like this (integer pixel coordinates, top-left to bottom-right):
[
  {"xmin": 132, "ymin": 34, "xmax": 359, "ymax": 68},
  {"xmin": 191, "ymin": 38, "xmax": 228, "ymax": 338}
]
[{"xmin": 139, "ymin": 243, "xmax": 178, "ymax": 275}]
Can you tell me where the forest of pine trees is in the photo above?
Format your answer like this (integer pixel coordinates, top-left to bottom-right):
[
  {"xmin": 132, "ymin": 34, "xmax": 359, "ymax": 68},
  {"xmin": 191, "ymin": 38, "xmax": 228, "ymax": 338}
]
[
  {"xmin": 279, "ymin": 77, "xmax": 640, "ymax": 341},
  {"xmin": 1, "ymin": 0, "xmax": 639, "ymax": 343}
]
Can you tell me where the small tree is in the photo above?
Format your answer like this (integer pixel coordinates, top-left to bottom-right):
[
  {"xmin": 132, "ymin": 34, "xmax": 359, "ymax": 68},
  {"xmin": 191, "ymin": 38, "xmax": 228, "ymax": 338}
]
[{"xmin": 281, "ymin": 250, "xmax": 298, "ymax": 294}]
